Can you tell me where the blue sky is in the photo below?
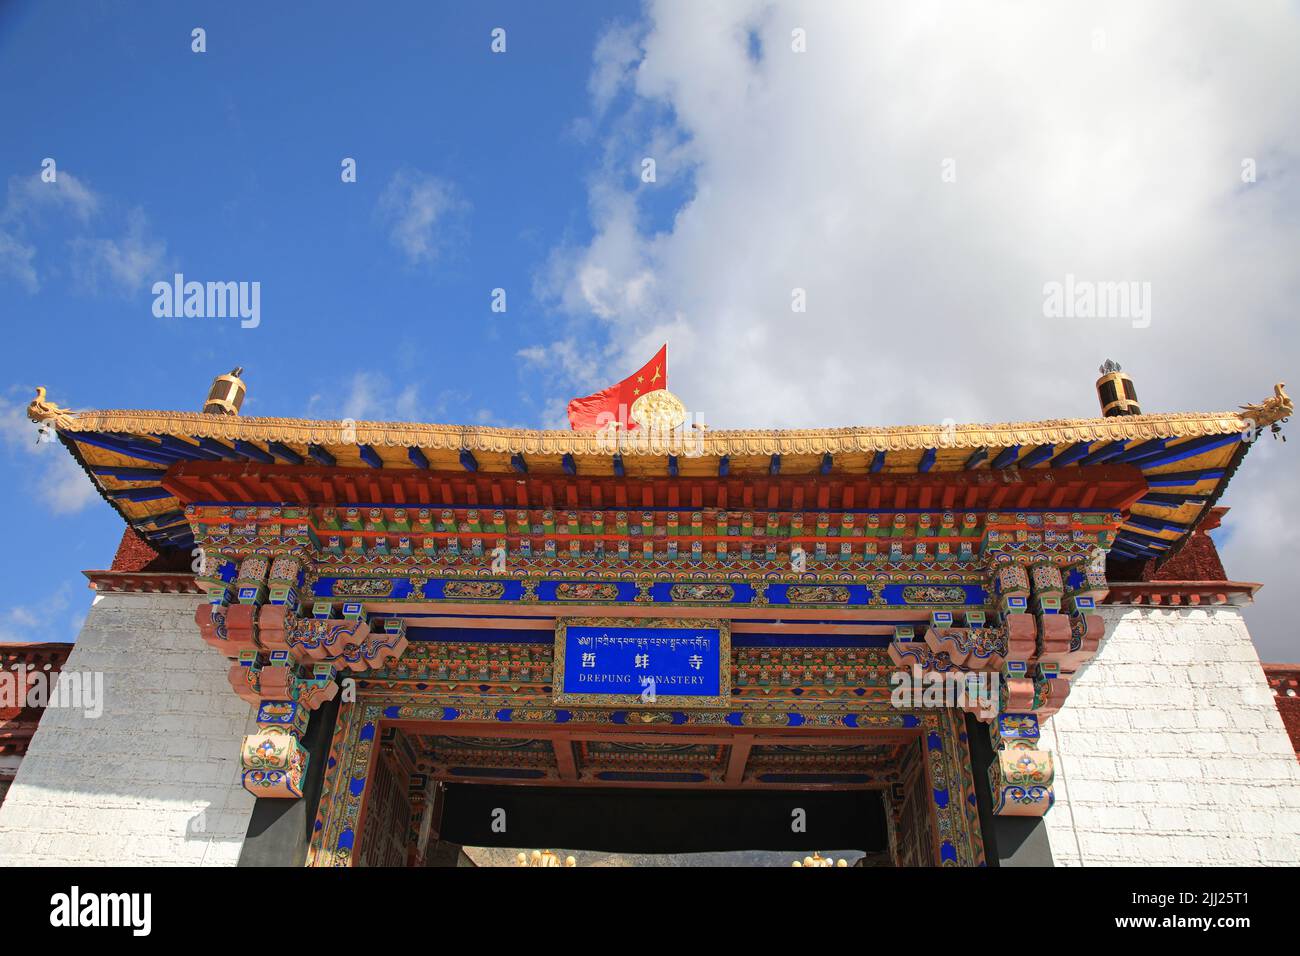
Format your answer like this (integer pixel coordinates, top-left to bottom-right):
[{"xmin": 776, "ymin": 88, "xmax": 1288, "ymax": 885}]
[
  {"xmin": 1, "ymin": 2, "xmax": 1298, "ymax": 658},
  {"xmin": 0, "ymin": 1, "xmax": 641, "ymax": 640}
]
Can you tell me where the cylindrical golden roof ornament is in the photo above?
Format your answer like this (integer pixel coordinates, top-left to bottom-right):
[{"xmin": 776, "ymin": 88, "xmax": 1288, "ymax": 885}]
[
  {"xmin": 204, "ymin": 367, "xmax": 247, "ymax": 416},
  {"xmin": 1095, "ymin": 359, "xmax": 1140, "ymax": 417}
]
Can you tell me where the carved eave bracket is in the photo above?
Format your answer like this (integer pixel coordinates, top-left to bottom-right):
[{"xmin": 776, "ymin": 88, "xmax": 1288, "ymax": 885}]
[
  {"xmin": 195, "ymin": 553, "xmax": 409, "ymax": 798},
  {"xmin": 886, "ymin": 548, "xmax": 1112, "ymax": 819}
]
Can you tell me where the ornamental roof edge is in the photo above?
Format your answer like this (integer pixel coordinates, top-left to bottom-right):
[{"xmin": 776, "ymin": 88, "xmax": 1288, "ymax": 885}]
[{"xmin": 23, "ymin": 405, "xmax": 1268, "ymax": 456}]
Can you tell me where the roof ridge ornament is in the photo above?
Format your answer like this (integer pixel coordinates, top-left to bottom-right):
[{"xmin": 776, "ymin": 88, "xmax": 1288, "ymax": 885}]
[
  {"xmin": 204, "ymin": 367, "xmax": 247, "ymax": 416},
  {"xmin": 26, "ymin": 386, "xmax": 77, "ymax": 430},
  {"xmin": 1095, "ymin": 360, "xmax": 1140, "ymax": 417},
  {"xmin": 1239, "ymin": 382, "xmax": 1292, "ymax": 436}
]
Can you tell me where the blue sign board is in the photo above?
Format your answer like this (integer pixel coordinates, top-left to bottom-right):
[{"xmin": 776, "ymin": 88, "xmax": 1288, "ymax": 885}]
[{"xmin": 556, "ymin": 621, "xmax": 727, "ymax": 704}]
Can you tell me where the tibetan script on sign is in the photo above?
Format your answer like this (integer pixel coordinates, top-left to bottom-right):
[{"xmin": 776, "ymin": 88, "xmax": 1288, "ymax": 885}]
[{"xmin": 553, "ymin": 617, "xmax": 730, "ymax": 708}]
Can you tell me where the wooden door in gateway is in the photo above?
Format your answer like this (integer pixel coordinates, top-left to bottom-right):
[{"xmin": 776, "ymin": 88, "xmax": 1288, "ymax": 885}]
[{"xmin": 357, "ymin": 749, "xmax": 412, "ymax": 867}]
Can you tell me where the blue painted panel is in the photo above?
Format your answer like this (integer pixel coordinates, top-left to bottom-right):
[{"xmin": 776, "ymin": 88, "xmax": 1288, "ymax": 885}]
[
  {"xmin": 877, "ymin": 583, "xmax": 987, "ymax": 606},
  {"xmin": 562, "ymin": 623, "xmax": 722, "ymax": 698},
  {"xmin": 311, "ymin": 577, "xmax": 416, "ymax": 599},
  {"xmin": 422, "ymin": 579, "xmax": 526, "ymax": 601}
]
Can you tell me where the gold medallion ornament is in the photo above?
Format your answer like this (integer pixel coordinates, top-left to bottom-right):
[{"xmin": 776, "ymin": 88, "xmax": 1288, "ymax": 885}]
[{"xmin": 629, "ymin": 388, "xmax": 687, "ymax": 430}]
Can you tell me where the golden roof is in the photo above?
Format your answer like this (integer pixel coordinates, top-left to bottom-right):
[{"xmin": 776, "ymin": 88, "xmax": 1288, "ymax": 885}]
[
  {"xmin": 25, "ymin": 384, "xmax": 1291, "ymax": 563},
  {"xmin": 24, "ymin": 405, "xmax": 1269, "ymax": 457}
]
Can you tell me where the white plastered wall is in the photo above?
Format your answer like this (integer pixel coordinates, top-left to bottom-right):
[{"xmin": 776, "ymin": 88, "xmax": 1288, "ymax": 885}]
[
  {"xmin": 0, "ymin": 591, "xmax": 256, "ymax": 866},
  {"xmin": 1041, "ymin": 605, "xmax": 1300, "ymax": 866}
]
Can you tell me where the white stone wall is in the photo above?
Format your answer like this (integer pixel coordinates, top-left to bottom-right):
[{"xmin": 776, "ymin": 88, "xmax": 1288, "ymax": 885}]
[
  {"xmin": 1042, "ymin": 605, "xmax": 1300, "ymax": 866},
  {"xmin": 0, "ymin": 591, "xmax": 255, "ymax": 866}
]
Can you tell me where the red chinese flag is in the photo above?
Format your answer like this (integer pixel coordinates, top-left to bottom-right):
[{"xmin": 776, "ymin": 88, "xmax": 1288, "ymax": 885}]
[{"xmin": 566, "ymin": 345, "xmax": 668, "ymax": 430}]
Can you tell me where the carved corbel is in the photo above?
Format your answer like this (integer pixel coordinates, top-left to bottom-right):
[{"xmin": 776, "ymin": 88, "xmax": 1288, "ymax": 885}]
[{"xmin": 987, "ymin": 712, "xmax": 1054, "ymax": 816}]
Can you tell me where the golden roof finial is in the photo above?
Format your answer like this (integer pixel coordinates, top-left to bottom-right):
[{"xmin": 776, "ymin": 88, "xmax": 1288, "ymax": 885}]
[
  {"xmin": 27, "ymin": 387, "xmax": 76, "ymax": 430},
  {"xmin": 204, "ymin": 367, "xmax": 247, "ymax": 416}
]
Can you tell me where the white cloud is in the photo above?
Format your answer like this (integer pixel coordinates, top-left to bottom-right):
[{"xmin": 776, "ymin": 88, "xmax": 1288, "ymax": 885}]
[
  {"xmin": 589, "ymin": 22, "xmax": 645, "ymax": 118},
  {"xmin": 0, "ymin": 170, "xmax": 104, "ymax": 293},
  {"xmin": 2, "ymin": 169, "xmax": 100, "ymax": 225},
  {"xmin": 0, "ymin": 229, "xmax": 38, "ymax": 292},
  {"xmin": 0, "ymin": 169, "xmax": 165, "ymax": 296},
  {"xmin": 38, "ymin": 454, "xmax": 101, "ymax": 514},
  {"xmin": 376, "ymin": 170, "xmax": 467, "ymax": 266},
  {"xmin": 541, "ymin": 0, "xmax": 1300, "ymax": 659},
  {"xmin": 305, "ymin": 372, "xmax": 467, "ymax": 425},
  {"xmin": 71, "ymin": 207, "xmax": 166, "ymax": 295},
  {"xmin": 0, "ymin": 582, "xmax": 80, "ymax": 644}
]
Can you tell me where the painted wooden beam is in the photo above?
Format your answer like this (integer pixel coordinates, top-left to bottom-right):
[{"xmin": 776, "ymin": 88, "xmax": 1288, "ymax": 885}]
[
  {"xmin": 73, "ymin": 433, "xmax": 178, "ymax": 465},
  {"xmin": 155, "ymin": 434, "xmax": 222, "ymax": 461},
  {"xmin": 198, "ymin": 437, "xmax": 245, "ymax": 460},
  {"xmin": 233, "ymin": 440, "xmax": 276, "ymax": 464},
  {"xmin": 1078, "ymin": 439, "xmax": 1127, "ymax": 466},
  {"xmin": 1129, "ymin": 433, "xmax": 1240, "ymax": 469},
  {"xmin": 267, "ymin": 441, "xmax": 304, "ymax": 465},
  {"xmin": 308, "ymin": 444, "xmax": 337, "ymax": 467},
  {"xmin": 91, "ymin": 466, "xmax": 168, "ymax": 480},
  {"xmin": 1146, "ymin": 468, "xmax": 1225, "ymax": 487},
  {"xmin": 1109, "ymin": 438, "xmax": 1166, "ymax": 464},
  {"xmin": 990, "ymin": 445, "xmax": 1021, "ymax": 469},
  {"xmin": 1017, "ymin": 443, "xmax": 1055, "ymax": 468},
  {"xmin": 1049, "ymin": 441, "xmax": 1091, "ymax": 468}
]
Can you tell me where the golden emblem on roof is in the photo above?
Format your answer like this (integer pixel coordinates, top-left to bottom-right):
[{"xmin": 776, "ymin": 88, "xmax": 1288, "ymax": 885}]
[{"xmin": 629, "ymin": 388, "xmax": 687, "ymax": 431}]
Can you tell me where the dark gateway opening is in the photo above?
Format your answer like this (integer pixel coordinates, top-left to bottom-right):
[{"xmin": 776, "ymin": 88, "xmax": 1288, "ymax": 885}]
[{"xmin": 438, "ymin": 784, "xmax": 888, "ymax": 855}]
